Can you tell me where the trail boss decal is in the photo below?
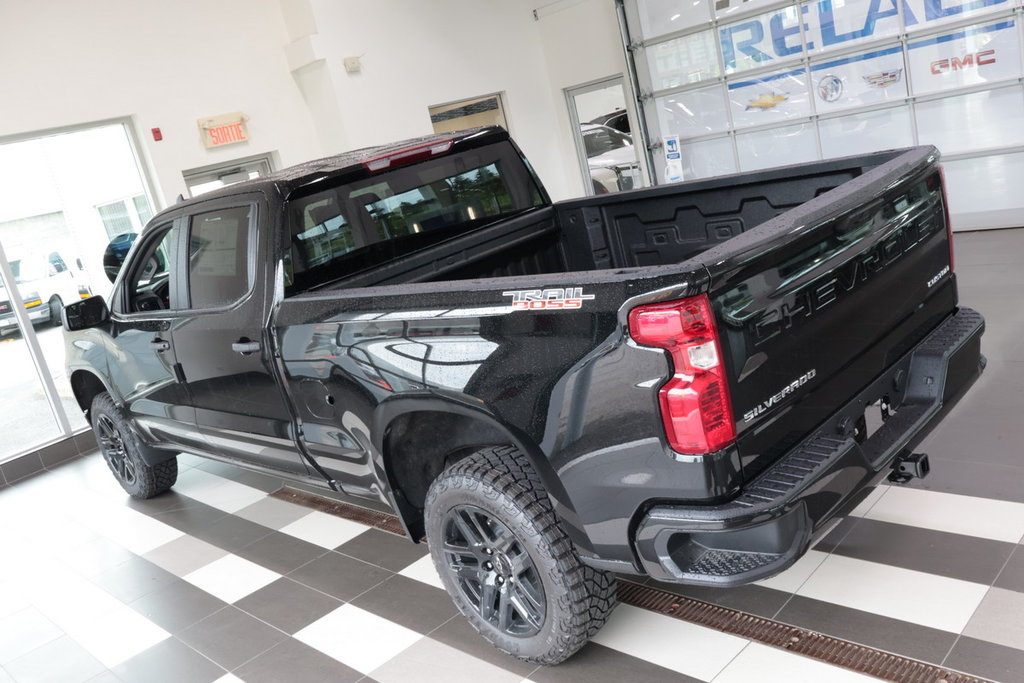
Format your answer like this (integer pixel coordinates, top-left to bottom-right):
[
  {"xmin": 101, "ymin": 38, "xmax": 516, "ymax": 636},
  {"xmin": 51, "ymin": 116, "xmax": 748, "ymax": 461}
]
[
  {"xmin": 502, "ymin": 288, "xmax": 595, "ymax": 310},
  {"xmin": 744, "ymin": 369, "xmax": 817, "ymax": 422}
]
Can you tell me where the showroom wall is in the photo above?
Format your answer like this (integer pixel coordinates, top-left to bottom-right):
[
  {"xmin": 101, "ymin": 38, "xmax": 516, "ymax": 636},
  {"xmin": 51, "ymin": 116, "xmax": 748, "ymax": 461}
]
[
  {"xmin": 0, "ymin": 0, "xmax": 324, "ymax": 207},
  {"xmin": 0, "ymin": 0, "xmax": 629, "ymax": 207}
]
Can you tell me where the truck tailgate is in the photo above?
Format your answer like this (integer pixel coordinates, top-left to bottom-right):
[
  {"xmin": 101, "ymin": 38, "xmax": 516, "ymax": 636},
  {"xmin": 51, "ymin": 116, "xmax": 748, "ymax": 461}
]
[{"xmin": 703, "ymin": 147, "xmax": 957, "ymax": 480}]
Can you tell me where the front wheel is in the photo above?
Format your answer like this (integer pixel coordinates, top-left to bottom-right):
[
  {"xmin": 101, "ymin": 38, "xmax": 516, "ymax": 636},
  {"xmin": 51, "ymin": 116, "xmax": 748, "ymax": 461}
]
[
  {"xmin": 90, "ymin": 393, "xmax": 177, "ymax": 499},
  {"xmin": 424, "ymin": 445, "xmax": 617, "ymax": 664},
  {"xmin": 49, "ymin": 296, "xmax": 63, "ymax": 326}
]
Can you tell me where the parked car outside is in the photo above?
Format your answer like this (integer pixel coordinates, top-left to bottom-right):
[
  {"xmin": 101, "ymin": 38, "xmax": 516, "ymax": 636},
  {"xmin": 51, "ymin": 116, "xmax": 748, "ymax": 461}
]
[
  {"xmin": 0, "ymin": 251, "xmax": 91, "ymax": 336},
  {"xmin": 580, "ymin": 123, "xmax": 641, "ymax": 194}
]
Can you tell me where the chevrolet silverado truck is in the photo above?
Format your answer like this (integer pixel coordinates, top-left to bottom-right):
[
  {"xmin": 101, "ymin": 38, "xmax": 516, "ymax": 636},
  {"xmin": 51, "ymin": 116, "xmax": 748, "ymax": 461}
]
[{"xmin": 62, "ymin": 127, "xmax": 984, "ymax": 664}]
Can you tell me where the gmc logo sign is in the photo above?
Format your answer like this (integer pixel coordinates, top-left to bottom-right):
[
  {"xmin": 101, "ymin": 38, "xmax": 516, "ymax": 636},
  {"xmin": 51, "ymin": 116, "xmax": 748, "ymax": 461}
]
[{"xmin": 931, "ymin": 50, "xmax": 996, "ymax": 74}]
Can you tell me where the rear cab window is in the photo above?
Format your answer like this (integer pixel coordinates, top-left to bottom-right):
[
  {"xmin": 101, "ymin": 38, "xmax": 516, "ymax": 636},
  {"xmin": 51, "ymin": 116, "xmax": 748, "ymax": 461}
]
[{"xmin": 283, "ymin": 141, "xmax": 545, "ymax": 296}]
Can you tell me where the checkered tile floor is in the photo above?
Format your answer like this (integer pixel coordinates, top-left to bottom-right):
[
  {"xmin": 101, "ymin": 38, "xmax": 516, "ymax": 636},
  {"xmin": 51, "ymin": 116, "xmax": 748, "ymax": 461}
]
[{"xmin": 0, "ymin": 229, "xmax": 1022, "ymax": 683}]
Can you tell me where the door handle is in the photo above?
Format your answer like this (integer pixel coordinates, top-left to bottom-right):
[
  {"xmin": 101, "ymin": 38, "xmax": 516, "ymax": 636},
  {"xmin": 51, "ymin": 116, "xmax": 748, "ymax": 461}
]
[
  {"xmin": 150, "ymin": 338, "xmax": 170, "ymax": 352},
  {"xmin": 232, "ymin": 340, "xmax": 261, "ymax": 355}
]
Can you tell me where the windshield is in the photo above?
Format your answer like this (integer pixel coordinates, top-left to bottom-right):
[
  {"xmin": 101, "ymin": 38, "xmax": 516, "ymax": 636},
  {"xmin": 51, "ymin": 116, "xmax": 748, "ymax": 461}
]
[
  {"xmin": 9, "ymin": 257, "xmax": 48, "ymax": 284},
  {"xmin": 582, "ymin": 126, "xmax": 632, "ymax": 158},
  {"xmin": 284, "ymin": 141, "xmax": 546, "ymax": 295}
]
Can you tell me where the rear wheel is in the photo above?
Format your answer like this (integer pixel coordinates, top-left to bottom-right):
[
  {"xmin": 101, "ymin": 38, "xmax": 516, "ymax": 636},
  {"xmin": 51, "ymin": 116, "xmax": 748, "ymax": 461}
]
[
  {"xmin": 424, "ymin": 445, "xmax": 617, "ymax": 664},
  {"xmin": 90, "ymin": 393, "xmax": 177, "ymax": 499},
  {"xmin": 49, "ymin": 296, "xmax": 63, "ymax": 326}
]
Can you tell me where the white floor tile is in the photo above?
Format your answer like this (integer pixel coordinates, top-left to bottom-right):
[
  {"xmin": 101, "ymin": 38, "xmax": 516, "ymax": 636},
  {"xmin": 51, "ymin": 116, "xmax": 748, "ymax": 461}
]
[
  {"xmin": 855, "ymin": 486, "xmax": 1024, "ymax": 543},
  {"xmin": 0, "ymin": 607, "xmax": 63, "ymax": 663},
  {"xmin": 794, "ymin": 554, "xmax": 989, "ymax": 633},
  {"xmin": 848, "ymin": 484, "xmax": 889, "ymax": 517},
  {"xmin": 69, "ymin": 491, "xmax": 183, "ymax": 555},
  {"xmin": 143, "ymin": 535, "xmax": 228, "ymax": 578},
  {"xmin": 756, "ymin": 549, "xmax": 829, "ymax": 594},
  {"xmin": 279, "ymin": 510, "xmax": 368, "ymax": 549},
  {"xmin": 212, "ymin": 675, "xmax": 245, "ymax": 683},
  {"xmin": 397, "ymin": 555, "xmax": 444, "ymax": 590},
  {"xmin": 182, "ymin": 553, "xmax": 281, "ymax": 603},
  {"xmin": 294, "ymin": 603, "xmax": 422, "ymax": 674},
  {"xmin": 172, "ymin": 468, "xmax": 268, "ymax": 514},
  {"xmin": 591, "ymin": 604, "xmax": 749, "ymax": 681},
  {"xmin": 712, "ymin": 642, "xmax": 878, "ymax": 682},
  {"xmin": 62, "ymin": 604, "xmax": 169, "ymax": 668}
]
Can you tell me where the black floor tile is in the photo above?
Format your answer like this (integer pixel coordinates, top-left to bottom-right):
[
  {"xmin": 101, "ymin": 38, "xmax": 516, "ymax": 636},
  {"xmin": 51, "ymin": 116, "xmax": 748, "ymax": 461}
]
[
  {"xmin": 0, "ymin": 452, "xmax": 43, "ymax": 484},
  {"xmin": 427, "ymin": 617, "xmax": 538, "ymax": 678},
  {"xmin": 178, "ymin": 606, "xmax": 287, "ymax": 671},
  {"xmin": 775, "ymin": 595, "xmax": 956, "ymax": 665},
  {"xmin": 531, "ymin": 642, "xmax": 702, "ymax": 683},
  {"xmin": 286, "ymin": 551, "xmax": 392, "ymax": 601},
  {"xmin": 112, "ymin": 637, "xmax": 226, "ymax": 683},
  {"xmin": 128, "ymin": 579, "xmax": 229, "ymax": 634},
  {"xmin": 92, "ymin": 556, "xmax": 180, "ymax": 605},
  {"xmin": 817, "ymin": 517, "xmax": 1015, "ymax": 586},
  {"xmin": 234, "ymin": 637, "xmax": 363, "ymax": 683},
  {"xmin": 235, "ymin": 530, "xmax": 326, "ymax": 575},
  {"xmin": 901, "ymin": 457, "xmax": 1024, "ymax": 505},
  {"xmin": 235, "ymin": 577, "xmax": 343, "ymax": 635},
  {"xmin": 994, "ymin": 546, "xmax": 1024, "ymax": 594},
  {"xmin": 335, "ymin": 528, "xmax": 428, "ymax": 572},
  {"xmin": 350, "ymin": 574, "xmax": 457, "ymax": 634},
  {"xmin": 125, "ymin": 489, "xmax": 206, "ymax": 514},
  {"xmin": 187, "ymin": 513, "xmax": 274, "ymax": 553},
  {"xmin": 152, "ymin": 501, "xmax": 229, "ymax": 535},
  {"xmin": 944, "ymin": 635, "xmax": 1024, "ymax": 683}
]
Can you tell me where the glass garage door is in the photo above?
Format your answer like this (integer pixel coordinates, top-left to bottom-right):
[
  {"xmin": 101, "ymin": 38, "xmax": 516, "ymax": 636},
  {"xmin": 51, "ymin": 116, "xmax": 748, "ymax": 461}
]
[{"xmin": 622, "ymin": 0, "xmax": 1024, "ymax": 230}]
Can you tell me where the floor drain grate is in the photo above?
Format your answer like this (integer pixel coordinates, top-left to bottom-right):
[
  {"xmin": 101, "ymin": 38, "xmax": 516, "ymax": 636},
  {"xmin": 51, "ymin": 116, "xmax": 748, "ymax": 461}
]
[
  {"xmin": 616, "ymin": 581, "xmax": 993, "ymax": 683},
  {"xmin": 269, "ymin": 487, "xmax": 990, "ymax": 682},
  {"xmin": 269, "ymin": 486, "xmax": 408, "ymax": 537}
]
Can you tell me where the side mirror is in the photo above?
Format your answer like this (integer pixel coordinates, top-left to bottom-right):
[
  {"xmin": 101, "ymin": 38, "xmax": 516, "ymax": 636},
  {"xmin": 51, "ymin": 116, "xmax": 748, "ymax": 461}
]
[
  {"xmin": 63, "ymin": 296, "xmax": 109, "ymax": 331},
  {"xmin": 103, "ymin": 233, "xmax": 138, "ymax": 283}
]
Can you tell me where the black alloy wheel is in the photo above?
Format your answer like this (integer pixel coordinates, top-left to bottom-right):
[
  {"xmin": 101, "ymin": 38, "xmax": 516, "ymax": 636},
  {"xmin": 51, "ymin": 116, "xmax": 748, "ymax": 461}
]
[
  {"xmin": 425, "ymin": 445, "xmax": 617, "ymax": 664},
  {"xmin": 96, "ymin": 413, "xmax": 137, "ymax": 487},
  {"xmin": 90, "ymin": 392, "xmax": 178, "ymax": 499},
  {"xmin": 441, "ymin": 504, "xmax": 545, "ymax": 637}
]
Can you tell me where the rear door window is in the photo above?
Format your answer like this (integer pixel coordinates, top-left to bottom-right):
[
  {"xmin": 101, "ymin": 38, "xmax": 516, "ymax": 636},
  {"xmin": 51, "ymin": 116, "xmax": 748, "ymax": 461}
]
[{"xmin": 185, "ymin": 205, "xmax": 254, "ymax": 309}]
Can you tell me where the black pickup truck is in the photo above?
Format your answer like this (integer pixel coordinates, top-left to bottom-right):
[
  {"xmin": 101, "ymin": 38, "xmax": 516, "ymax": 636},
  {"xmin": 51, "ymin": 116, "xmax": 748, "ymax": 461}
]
[{"xmin": 63, "ymin": 127, "xmax": 984, "ymax": 664}]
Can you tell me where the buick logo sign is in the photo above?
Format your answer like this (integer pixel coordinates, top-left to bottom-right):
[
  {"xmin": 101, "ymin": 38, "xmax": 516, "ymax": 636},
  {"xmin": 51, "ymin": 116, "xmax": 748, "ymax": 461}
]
[{"xmin": 817, "ymin": 75, "xmax": 843, "ymax": 103}]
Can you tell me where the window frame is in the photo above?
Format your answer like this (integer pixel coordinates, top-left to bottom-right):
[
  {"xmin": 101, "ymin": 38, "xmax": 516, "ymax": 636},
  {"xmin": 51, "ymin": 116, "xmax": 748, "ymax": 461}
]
[{"xmin": 181, "ymin": 200, "xmax": 259, "ymax": 312}]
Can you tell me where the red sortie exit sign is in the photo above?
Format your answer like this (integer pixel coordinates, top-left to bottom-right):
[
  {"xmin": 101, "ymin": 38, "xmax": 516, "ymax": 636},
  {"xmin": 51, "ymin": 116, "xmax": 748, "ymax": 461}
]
[{"xmin": 198, "ymin": 112, "xmax": 249, "ymax": 149}]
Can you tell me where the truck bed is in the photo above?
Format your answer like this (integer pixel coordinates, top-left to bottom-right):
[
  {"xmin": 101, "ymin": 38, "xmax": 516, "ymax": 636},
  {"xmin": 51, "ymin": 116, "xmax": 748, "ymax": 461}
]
[{"xmin": 325, "ymin": 150, "xmax": 900, "ymax": 289}]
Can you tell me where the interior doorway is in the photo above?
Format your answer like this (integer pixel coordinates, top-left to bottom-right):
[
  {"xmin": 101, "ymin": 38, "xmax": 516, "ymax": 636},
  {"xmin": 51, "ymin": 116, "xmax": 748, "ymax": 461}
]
[
  {"xmin": 183, "ymin": 154, "xmax": 275, "ymax": 198},
  {"xmin": 565, "ymin": 76, "xmax": 647, "ymax": 195}
]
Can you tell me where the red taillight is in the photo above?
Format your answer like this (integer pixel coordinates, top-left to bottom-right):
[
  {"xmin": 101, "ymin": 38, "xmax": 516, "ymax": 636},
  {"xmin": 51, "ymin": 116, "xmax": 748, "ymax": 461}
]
[
  {"xmin": 629, "ymin": 294, "xmax": 736, "ymax": 454},
  {"xmin": 937, "ymin": 166, "xmax": 955, "ymax": 273},
  {"xmin": 362, "ymin": 140, "xmax": 454, "ymax": 172}
]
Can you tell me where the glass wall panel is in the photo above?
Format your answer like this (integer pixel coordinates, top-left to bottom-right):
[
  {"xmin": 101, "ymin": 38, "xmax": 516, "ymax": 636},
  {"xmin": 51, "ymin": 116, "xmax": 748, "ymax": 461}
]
[
  {"xmin": 647, "ymin": 31, "xmax": 721, "ymax": 88},
  {"xmin": 728, "ymin": 67, "xmax": 810, "ymax": 127},
  {"xmin": 0, "ymin": 266, "xmax": 62, "ymax": 460},
  {"xmin": 942, "ymin": 151, "xmax": 1024, "ymax": 218},
  {"xmin": 907, "ymin": 20, "xmax": 1022, "ymax": 96},
  {"xmin": 656, "ymin": 86, "xmax": 731, "ymax": 137},
  {"xmin": 638, "ymin": 0, "xmax": 712, "ymax": 36},
  {"xmin": 810, "ymin": 45, "xmax": 908, "ymax": 113},
  {"xmin": 916, "ymin": 87, "xmax": 1024, "ymax": 153},
  {"xmin": 819, "ymin": 106, "xmax": 913, "ymax": 157},
  {"xmin": 737, "ymin": 122, "xmax": 818, "ymax": 170},
  {"xmin": 0, "ymin": 122, "xmax": 157, "ymax": 456},
  {"xmin": 683, "ymin": 136, "xmax": 738, "ymax": 179}
]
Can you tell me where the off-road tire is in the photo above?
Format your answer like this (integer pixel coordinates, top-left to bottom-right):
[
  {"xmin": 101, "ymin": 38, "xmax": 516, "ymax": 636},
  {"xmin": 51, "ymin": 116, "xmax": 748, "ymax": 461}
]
[
  {"xmin": 90, "ymin": 392, "xmax": 177, "ymax": 499},
  {"xmin": 424, "ymin": 445, "xmax": 617, "ymax": 664}
]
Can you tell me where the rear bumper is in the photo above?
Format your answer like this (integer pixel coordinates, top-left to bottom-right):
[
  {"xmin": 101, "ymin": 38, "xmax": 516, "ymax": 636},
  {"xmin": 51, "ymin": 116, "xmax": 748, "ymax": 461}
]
[{"xmin": 633, "ymin": 307, "xmax": 985, "ymax": 586}]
